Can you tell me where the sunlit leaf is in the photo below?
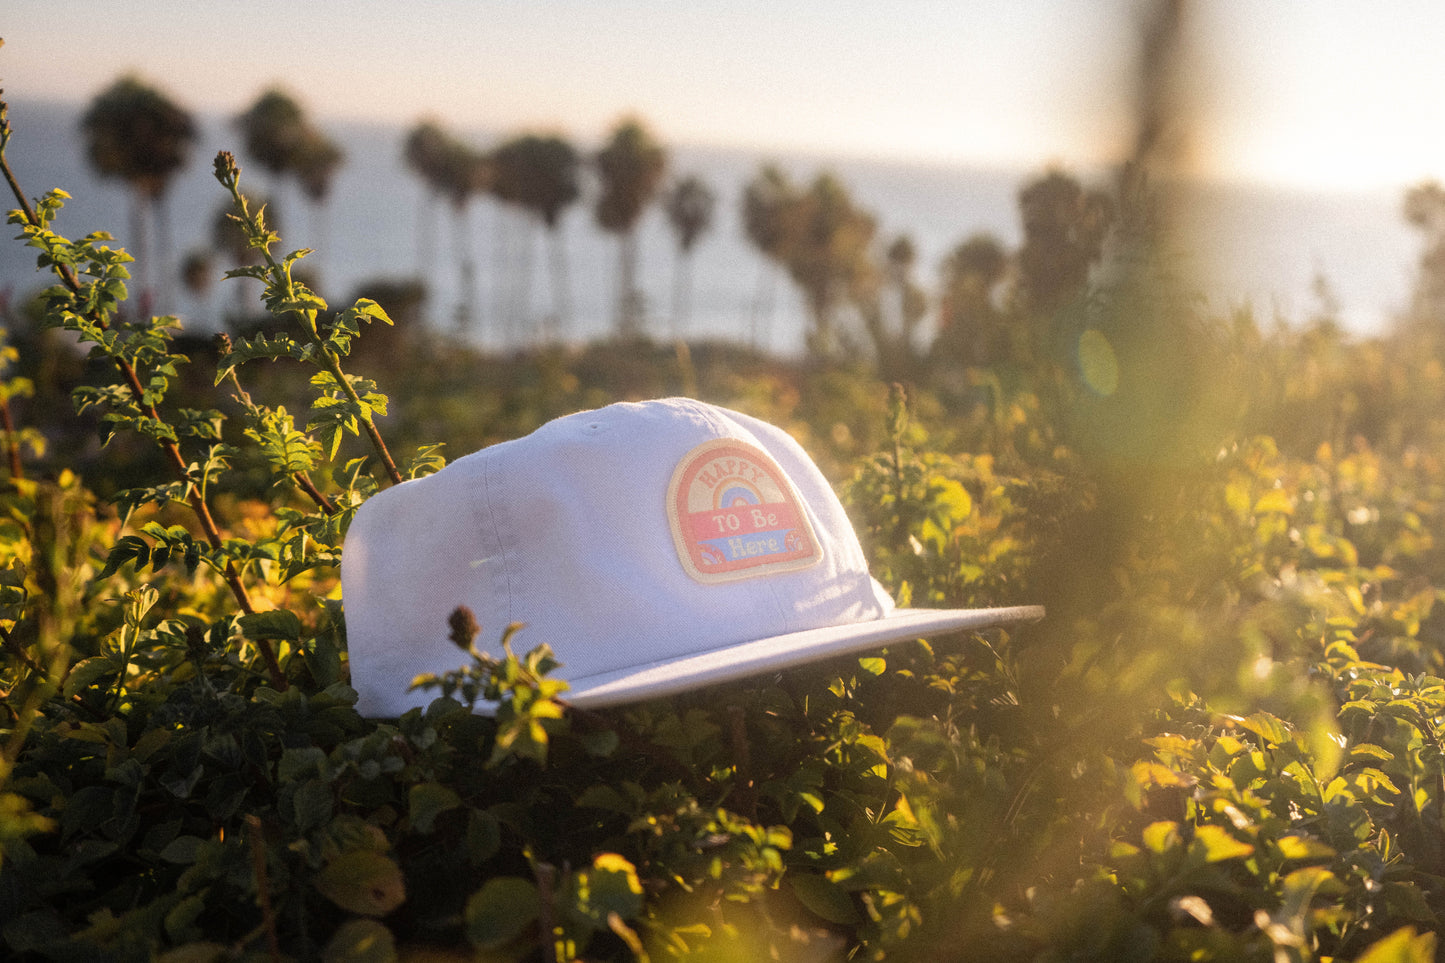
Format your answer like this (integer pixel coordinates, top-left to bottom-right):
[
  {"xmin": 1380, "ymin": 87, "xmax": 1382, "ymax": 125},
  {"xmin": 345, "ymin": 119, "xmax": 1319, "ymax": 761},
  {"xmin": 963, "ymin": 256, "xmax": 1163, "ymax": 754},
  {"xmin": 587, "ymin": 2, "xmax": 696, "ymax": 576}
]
[{"xmin": 1191, "ymin": 824, "xmax": 1254, "ymax": 863}]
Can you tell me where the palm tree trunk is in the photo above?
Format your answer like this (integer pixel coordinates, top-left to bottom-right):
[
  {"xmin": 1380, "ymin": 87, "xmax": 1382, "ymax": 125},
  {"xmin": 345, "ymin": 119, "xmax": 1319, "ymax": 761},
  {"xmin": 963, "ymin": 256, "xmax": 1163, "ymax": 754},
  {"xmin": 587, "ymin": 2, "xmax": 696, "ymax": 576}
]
[
  {"xmin": 130, "ymin": 192, "xmax": 152, "ymax": 318},
  {"xmin": 495, "ymin": 204, "xmax": 525, "ymax": 349},
  {"xmin": 453, "ymin": 201, "xmax": 476, "ymax": 332},
  {"xmin": 617, "ymin": 230, "xmax": 641, "ymax": 338},
  {"xmin": 311, "ymin": 199, "xmax": 333, "ymax": 297},
  {"xmin": 749, "ymin": 257, "xmax": 778, "ymax": 351},
  {"xmin": 546, "ymin": 225, "xmax": 571, "ymax": 344},
  {"xmin": 805, "ymin": 278, "xmax": 835, "ymax": 357},
  {"xmin": 671, "ymin": 248, "xmax": 695, "ymax": 342},
  {"xmin": 492, "ymin": 202, "xmax": 509, "ymax": 349},
  {"xmin": 154, "ymin": 191, "xmax": 175, "ymax": 314},
  {"xmin": 516, "ymin": 218, "xmax": 538, "ymax": 345},
  {"xmin": 416, "ymin": 190, "xmax": 437, "ymax": 281}
]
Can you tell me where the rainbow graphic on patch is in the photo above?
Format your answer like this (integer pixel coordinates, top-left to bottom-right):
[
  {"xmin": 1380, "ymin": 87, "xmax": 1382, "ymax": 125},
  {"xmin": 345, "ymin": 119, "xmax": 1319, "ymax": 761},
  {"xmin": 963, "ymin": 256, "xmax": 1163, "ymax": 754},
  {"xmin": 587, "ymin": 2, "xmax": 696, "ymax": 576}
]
[{"xmin": 667, "ymin": 439, "xmax": 822, "ymax": 583}]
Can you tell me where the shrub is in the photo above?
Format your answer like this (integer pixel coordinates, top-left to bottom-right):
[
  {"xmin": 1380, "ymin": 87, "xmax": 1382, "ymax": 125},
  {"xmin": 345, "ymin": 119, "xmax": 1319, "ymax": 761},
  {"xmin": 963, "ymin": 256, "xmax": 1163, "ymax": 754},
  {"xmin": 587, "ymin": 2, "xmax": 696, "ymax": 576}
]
[{"xmin": 1, "ymin": 102, "xmax": 1442, "ymax": 963}]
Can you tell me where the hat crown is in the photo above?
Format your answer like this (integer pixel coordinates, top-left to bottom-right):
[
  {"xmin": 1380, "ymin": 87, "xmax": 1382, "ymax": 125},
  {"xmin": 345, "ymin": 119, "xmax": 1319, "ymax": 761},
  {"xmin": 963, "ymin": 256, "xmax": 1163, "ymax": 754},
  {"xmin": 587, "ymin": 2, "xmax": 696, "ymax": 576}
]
[{"xmin": 342, "ymin": 399, "xmax": 889, "ymax": 714}]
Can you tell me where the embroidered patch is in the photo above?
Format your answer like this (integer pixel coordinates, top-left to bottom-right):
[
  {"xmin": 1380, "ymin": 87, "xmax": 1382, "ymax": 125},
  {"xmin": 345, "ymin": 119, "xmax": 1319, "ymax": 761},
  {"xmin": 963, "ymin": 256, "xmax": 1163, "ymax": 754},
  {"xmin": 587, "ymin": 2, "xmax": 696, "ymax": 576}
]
[{"xmin": 667, "ymin": 438, "xmax": 821, "ymax": 583}]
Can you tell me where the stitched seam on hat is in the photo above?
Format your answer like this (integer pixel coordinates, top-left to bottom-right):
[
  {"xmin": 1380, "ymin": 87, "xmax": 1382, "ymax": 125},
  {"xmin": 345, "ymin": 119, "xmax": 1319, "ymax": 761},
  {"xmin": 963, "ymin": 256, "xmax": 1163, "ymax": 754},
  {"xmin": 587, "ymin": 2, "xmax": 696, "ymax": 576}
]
[
  {"xmin": 476, "ymin": 451, "xmax": 514, "ymax": 627},
  {"xmin": 676, "ymin": 397, "xmax": 733, "ymax": 438},
  {"xmin": 767, "ymin": 577, "xmax": 795, "ymax": 632}
]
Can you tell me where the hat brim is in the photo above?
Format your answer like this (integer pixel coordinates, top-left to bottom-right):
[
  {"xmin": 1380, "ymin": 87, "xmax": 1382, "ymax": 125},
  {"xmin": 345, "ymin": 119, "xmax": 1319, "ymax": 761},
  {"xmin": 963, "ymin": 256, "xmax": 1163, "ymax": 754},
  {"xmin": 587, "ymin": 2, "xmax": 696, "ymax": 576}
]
[{"xmin": 554, "ymin": 605, "xmax": 1044, "ymax": 709}]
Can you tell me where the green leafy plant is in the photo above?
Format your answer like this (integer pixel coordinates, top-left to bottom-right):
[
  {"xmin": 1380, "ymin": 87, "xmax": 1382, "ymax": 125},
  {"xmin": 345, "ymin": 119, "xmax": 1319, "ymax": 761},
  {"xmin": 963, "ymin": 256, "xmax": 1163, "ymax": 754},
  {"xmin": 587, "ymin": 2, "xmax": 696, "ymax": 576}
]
[{"xmin": 3, "ymin": 87, "xmax": 1445, "ymax": 963}]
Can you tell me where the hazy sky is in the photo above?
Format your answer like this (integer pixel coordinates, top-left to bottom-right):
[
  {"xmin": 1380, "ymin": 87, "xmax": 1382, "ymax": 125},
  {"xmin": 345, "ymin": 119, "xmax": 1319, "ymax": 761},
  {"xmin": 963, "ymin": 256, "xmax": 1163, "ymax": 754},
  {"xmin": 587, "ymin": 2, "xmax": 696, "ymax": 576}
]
[{"xmin": 4, "ymin": 1, "xmax": 1444, "ymax": 191}]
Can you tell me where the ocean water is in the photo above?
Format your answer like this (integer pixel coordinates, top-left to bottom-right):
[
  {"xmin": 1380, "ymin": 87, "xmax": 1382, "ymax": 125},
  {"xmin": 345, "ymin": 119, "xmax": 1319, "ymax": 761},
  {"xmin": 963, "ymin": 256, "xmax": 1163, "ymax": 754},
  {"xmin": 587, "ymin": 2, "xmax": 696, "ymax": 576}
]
[{"xmin": 0, "ymin": 99, "xmax": 1422, "ymax": 355}]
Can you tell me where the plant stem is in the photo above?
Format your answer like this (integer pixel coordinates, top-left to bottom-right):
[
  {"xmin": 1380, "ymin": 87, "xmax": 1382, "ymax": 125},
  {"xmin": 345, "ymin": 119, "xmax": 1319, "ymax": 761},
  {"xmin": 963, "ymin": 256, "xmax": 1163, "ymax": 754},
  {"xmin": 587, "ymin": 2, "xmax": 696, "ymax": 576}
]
[
  {"xmin": 533, "ymin": 860, "xmax": 559, "ymax": 963},
  {"xmin": 224, "ymin": 367, "xmax": 338, "ymax": 515},
  {"xmin": 0, "ymin": 622, "xmax": 40, "ymax": 674},
  {"xmin": 0, "ymin": 131, "xmax": 39, "ymax": 229},
  {"xmin": 0, "ymin": 393, "xmax": 22, "ymax": 481},
  {"xmin": 246, "ymin": 814, "xmax": 283, "ymax": 963},
  {"xmin": 1, "ymin": 111, "xmax": 288, "ymax": 690},
  {"xmin": 217, "ymin": 154, "xmax": 404, "ymax": 486},
  {"xmin": 295, "ymin": 473, "xmax": 338, "ymax": 515},
  {"xmin": 319, "ymin": 349, "xmax": 403, "ymax": 485}
]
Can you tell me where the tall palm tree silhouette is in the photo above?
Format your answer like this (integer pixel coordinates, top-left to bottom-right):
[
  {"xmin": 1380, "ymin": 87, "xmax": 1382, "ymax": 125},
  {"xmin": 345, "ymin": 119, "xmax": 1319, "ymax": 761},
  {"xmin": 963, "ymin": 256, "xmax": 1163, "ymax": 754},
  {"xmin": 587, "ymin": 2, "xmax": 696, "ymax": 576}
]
[
  {"xmin": 594, "ymin": 118, "xmax": 666, "ymax": 338},
  {"xmin": 934, "ymin": 233, "xmax": 1009, "ymax": 366},
  {"xmin": 663, "ymin": 174, "xmax": 716, "ymax": 340},
  {"xmin": 784, "ymin": 174, "xmax": 876, "ymax": 356},
  {"xmin": 293, "ymin": 128, "xmax": 345, "ymax": 283},
  {"xmin": 237, "ymin": 89, "xmax": 306, "ymax": 188},
  {"xmin": 404, "ymin": 120, "xmax": 451, "ymax": 273},
  {"xmin": 741, "ymin": 164, "xmax": 799, "ymax": 349},
  {"xmin": 492, "ymin": 134, "xmax": 581, "ymax": 343},
  {"xmin": 404, "ymin": 120, "xmax": 490, "ymax": 331},
  {"xmin": 237, "ymin": 89, "xmax": 344, "ymax": 288},
  {"xmin": 80, "ymin": 75, "xmax": 196, "ymax": 312}
]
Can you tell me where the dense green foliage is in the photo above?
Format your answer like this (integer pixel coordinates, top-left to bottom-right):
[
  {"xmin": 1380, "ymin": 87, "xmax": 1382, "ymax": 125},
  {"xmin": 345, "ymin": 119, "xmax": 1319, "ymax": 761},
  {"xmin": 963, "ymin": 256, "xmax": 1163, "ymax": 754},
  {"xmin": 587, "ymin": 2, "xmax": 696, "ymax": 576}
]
[{"xmin": 6, "ymin": 106, "xmax": 1445, "ymax": 963}]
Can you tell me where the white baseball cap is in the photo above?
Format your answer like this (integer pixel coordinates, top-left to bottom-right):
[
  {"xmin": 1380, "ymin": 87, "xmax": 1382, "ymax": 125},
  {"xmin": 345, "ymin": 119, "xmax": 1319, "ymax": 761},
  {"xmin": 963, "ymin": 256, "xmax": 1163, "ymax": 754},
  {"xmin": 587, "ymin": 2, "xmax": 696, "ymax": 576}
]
[{"xmin": 341, "ymin": 398, "xmax": 1042, "ymax": 716}]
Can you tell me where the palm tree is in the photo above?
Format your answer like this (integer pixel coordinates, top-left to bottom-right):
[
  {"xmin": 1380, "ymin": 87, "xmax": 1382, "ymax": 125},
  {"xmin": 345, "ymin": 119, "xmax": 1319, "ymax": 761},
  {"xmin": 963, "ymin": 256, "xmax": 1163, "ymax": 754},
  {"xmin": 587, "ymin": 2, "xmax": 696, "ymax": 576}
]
[
  {"xmin": 292, "ymin": 128, "xmax": 345, "ymax": 281},
  {"xmin": 871, "ymin": 233, "xmax": 926, "ymax": 373},
  {"xmin": 594, "ymin": 118, "xmax": 667, "ymax": 337},
  {"xmin": 741, "ymin": 164, "xmax": 799, "ymax": 348},
  {"xmin": 443, "ymin": 147, "xmax": 492, "ymax": 333},
  {"xmin": 405, "ymin": 120, "xmax": 454, "ymax": 273},
  {"xmin": 1015, "ymin": 169, "xmax": 1114, "ymax": 359},
  {"xmin": 80, "ymin": 75, "xmax": 197, "ymax": 311},
  {"xmin": 1404, "ymin": 180, "xmax": 1445, "ymax": 327},
  {"xmin": 235, "ymin": 89, "xmax": 345, "ymax": 291},
  {"xmin": 663, "ymin": 174, "xmax": 716, "ymax": 339},
  {"xmin": 492, "ymin": 134, "xmax": 581, "ymax": 342},
  {"xmin": 237, "ymin": 89, "xmax": 307, "ymax": 186},
  {"xmin": 782, "ymin": 173, "xmax": 877, "ymax": 355},
  {"xmin": 404, "ymin": 120, "xmax": 490, "ymax": 330},
  {"xmin": 933, "ymin": 233, "xmax": 1010, "ymax": 366}
]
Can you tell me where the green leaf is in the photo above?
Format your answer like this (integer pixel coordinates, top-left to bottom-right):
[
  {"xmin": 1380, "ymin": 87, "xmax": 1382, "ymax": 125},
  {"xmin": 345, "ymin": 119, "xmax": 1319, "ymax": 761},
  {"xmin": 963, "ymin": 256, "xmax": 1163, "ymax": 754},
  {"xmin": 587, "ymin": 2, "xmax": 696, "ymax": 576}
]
[
  {"xmin": 465, "ymin": 876, "xmax": 539, "ymax": 949},
  {"xmin": 408, "ymin": 783, "xmax": 461, "ymax": 834},
  {"xmin": 1354, "ymin": 767, "xmax": 1402, "ymax": 798},
  {"xmin": 1237, "ymin": 710, "xmax": 1291, "ymax": 746},
  {"xmin": 321, "ymin": 919, "xmax": 397, "ymax": 963},
  {"xmin": 1276, "ymin": 835, "xmax": 1335, "ymax": 861},
  {"xmin": 1141, "ymin": 820, "xmax": 1181, "ymax": 855},
  {"xmin": 1191, "ymin": 824, "xmax": 1254, "ymax": 863},
  {"xmin": 858, "ymin": 656, "xmax": 887, "ymax": 676},
  {"xmin": 278, "ymin": 746, "xmax": 327, "ymax": 783},
  {"xmin": 239, "ymin": 609, "xmax": 302, "ymax": 642},
  {"xmin": 465, "ymin": 808, "xmax": 501, "ymax": 864},
  {"xmin": 61, "ymin": 784, "xmax": 118, "ymax": 838},
  {"xmin": 314, "ymin": 850, "xmax": 406, "ymax": 917},
  {"xmin": 790, "ymin": 874, "xmax": 861, "ymax": 925},
  {"xmin": 62, "ymin": 655, "xmax": 120, "ymax": 697},
  {"xmin": 566, "ymin": 853, "xmax": 644, "ymax": 933},
  {"xmin": 1348, "ymin": 743, "xmax": 1396, "ymax": 763},
  {"xmin": 290, "ymin": 778, "xmax": 335, "ymax": 833},
  {"xmin": 930, "ymin": 477, "xmax": 973, "ymax": 520},
  {"xmin": 1252, "ymin": 488, "xmax": 1294, "ymax": 515},
  {"xmin": 1354, "ymin": 926, "xmax": 1438, "ymax": 963},
  {"xmin": 1384, "ymin": 882, "xmax": 1436, "ymax": 923},
  {"xmin": 575, "ymin": 785, "xmax": 632, "ymax": 812},
  {"xmin": 98, "ymin": 535, "xmax": 153, "ymax": 578},
  {"xmin": 580, "ymin": 727, "xmax": 620, "ymax": 758},
  {"xmin": 159, "ymin": 835, "xmax": 206, "ymax": 864}
]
